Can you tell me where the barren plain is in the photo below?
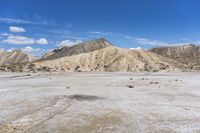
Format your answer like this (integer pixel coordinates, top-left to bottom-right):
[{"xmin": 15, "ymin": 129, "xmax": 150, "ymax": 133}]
[{"xmin": 0, "ymin": 72, "xmax": 200, "ymax": 133}]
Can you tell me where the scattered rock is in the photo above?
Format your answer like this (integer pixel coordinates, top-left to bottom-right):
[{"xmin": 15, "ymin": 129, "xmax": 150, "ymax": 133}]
[
  {"xmin": 127, "ymin": 85, "xmax": 134, "ymax": 88},
  {"xmin": 139, "ymin": 78, "xmax": 148, "ymax": 80},
  {"xmin": 150, "ymin": 82, "xmax": 159, "ymax": 84},
  {"xmin": 154, "ymin": 82, "xmax": 159, "ymax": 84},
  {"xmin": 67, "ymin": 86, "xmax": 70, "ymax": 89}
]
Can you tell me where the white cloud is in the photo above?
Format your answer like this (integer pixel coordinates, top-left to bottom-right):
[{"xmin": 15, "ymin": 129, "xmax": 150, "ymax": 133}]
[
  {"xmin": 22, "ymin": 46, "xmax": 36, "ymax": 52},
  {"xmin": 7, "ymin": 48, "xmax": 16, "ymax": 52},
  {"xmin": 22, "ymin": 46, "xmax": 42, "ymax": 53},
  {"xmin": 3, "ymin": 35, "xmax": 34, "ymax": 45},
  {"xmin": 196, "ymin": 41, "xmax": 200, "ymax": 44},
  {"xmin": 9, "ymin": 26, "xmax": 26, "ymax": 33},
  {"xmin": 57, "ymin": 40, "xmax": 82, "ymax": 47},
  {"xmin": 25, "ymin": 47, "xmax": 52, "ymax": 57},
  {"xmin": 2, "ymin": 46, "xmax": 47, "ymax": 57},
  {"xmin": 90, "ymin": 31, "xmax": 113, "ymax": 36},
  {"xmin": 22, "ymin": 46, "xmax": 47, "ymax": 57},
  {"xmin": 0, "ymin": 48, "xmax": 4, "ymax": 51},
  {"xmin": 130, "ymin": 47, "xmax": 142, "ymax": 50},
  {"xmin": 2, "ymin": 35, "xmax": 48, "ymax": 45},
  {"xmin": 90, "ymin": 31, "xmax": 103, "ymax": 34},
  {"xmin": 36, "ymin": 38, "xmax": 48, "ymax": 45},
  {"xmin": 1, "ymin": 33, "xmax": 13, "ymax": 36}
]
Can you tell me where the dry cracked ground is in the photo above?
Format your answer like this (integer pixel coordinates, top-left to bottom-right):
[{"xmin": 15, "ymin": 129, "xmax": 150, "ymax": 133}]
[{"xmin": 0, "ymin": 72, "xmax": 200, "ymax": 133}]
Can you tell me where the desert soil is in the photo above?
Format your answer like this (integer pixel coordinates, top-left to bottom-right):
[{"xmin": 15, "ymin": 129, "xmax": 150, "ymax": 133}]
[{"xmin": 0, "ymin": 72, "xmax": 200, "ymax": 133}]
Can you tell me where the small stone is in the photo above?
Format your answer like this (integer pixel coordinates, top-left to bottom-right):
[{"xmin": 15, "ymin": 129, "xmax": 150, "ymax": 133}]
[
  {"xmin": 127, "ymin": 85, "xmax": 134, "ymax": 88},
  {"xmin": 150, "ymin": 82, "xmax": 154, "ymax": 84}
]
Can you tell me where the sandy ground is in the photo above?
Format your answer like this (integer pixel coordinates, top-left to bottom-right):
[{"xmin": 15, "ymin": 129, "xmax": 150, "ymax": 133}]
[{"xmin": 0, "ymin": 72, "xmax": 200, "ymax": 133}]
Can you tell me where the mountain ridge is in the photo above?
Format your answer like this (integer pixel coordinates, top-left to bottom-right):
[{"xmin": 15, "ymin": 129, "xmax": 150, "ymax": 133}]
[
  {"xmin": 0, "ymin": 49, "xmax": 37, "ymax": 66},
  {"xmin": 150, "ymin": 44, "xmax": 200, "ymax": 69},
  {"xmin": 34, "ymin": 45, "xmax": 181, "ymax": 72},
  {"xmin": 39, "ymin": 38, "xmax": 112, "ymax": 61},
  {"xmin": 0, "ymin": 39, "xmax": 198, "ymax": 72}
]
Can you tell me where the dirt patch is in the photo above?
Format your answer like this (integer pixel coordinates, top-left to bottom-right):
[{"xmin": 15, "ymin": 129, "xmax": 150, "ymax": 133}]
[
  {"xmin": 0, "ymin": 124, "xmax": 23, "ymax": 133},
  {"xmin": 59, "ymin": 111, "xmax": 126, "ymax": 133},
  {"xmin": 67, "ymin": 95, "xmax": 104, "ymax": 101}
]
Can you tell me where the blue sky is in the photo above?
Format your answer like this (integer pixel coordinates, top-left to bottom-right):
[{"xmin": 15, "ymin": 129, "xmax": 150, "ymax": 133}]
[{"xmin": 0, "ymin": 0, "xmax": 200, "ymax": 56}]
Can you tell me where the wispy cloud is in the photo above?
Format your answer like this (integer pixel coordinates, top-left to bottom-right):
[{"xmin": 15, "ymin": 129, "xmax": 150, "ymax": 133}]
[
  {"xmin": 0, "ymin": 48, "xmax": 5, "ymax": 51},
  {"xmin": 0, "ymin": 18, "xmax": 33, "ymax": 24},
  {"xmin": 9, "ymin": 26, "xmax": 26, "ymax": 33},
  {"xmin": 3, "ymin": 35, "xmax": 34, "ymax": 45},
  {"xmin": 129, "ymin": 47, "xmax": 142, "ymax": 50},
  {"xmin": 7, "ymin": 47, "xmax": 16, "ymax": 52},
  {"xmin": 0, "ymin": 17, "xmax": 57, "ymax": 26},
  {"xmin": 90, "ymin": 31, "xmax": 103, "ymax": 34},
  {"xmin": 0, "ymin": 33, "xmax": 13, "ymax": 37},
  {"xmin": 57, "ymin": 39, "xmax": 82, "ymax": 47},
  {"xmin": 4, "ymin": 46, "xmax": 48, "ymax": 57},
  {"xmin": 35, "ymin": 38, "xmax": 48, "ymax": 45},
  {"xmin": 123, "ymin": 35, "xmax": 200, "ymax": 46},
  {"xmin": 180, "ymin": 38, "xmax": 190, "ymax": 41},
  {"xmin": 89, "ymin": 31, "xmax": 112, "ymax": 36},
  {"xmin": 132, "ymin": 37, "xmax": 169, "ymax": 46}
]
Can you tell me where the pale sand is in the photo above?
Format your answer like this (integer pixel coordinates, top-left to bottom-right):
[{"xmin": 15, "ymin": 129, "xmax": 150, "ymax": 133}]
[{"xmin": 0, "ymin": 72, "xmax": 200, "ymax": 133}]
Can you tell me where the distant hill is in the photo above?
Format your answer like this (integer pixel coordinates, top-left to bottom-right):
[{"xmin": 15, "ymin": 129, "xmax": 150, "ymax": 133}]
[
  {"xmin": 0, "ymin": 38, "xmax": 191, "ymax": 72},
  {"xmin": 0, "ymin": 50, "xmax": 37, "ymax": 66},
  {"xmin": 35, "ymin": 45, "xmax": 181, "ymax": 72},
  {"xmin": 150, "ymin": 44, "xmax": 200, "ymax": 69},
  {"xmin": 40, "ymin": 38, "xmax": 112, "ymax": 61}
]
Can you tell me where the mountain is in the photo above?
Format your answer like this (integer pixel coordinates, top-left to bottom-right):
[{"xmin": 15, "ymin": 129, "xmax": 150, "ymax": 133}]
[
  {"xmin": 35, "ymin": 45, "xmax": 181, "ymax": 72},
  {"xmin": 40, "ymin": 38, "xmax": 112, "ymax": 61},
  {"xmin": 150, "ymin": 44, "xmax": 200, "ymax": 69},
  {"xmin": 0, "ymin": 50, "xmax": 37, "ymax": 66},
  {"xmin": 0, "ymin": 38, "xmax": 188, "ymax": 72}
]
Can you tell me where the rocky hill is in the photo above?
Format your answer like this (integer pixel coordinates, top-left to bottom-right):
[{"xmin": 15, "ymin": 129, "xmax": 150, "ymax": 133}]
[
  {"xmin": 40, "ymin": 38, "xmax": 112, "ymax": 61},
  {"xmin": 0, "ymin": 50, "xmax": 37, "ymax": 66},
  {"xmin": 35, "ymin": 46, "xmax": 181, "ymax": 72},
  {"xmin": 150, "ymin": 44, "xmax": 200, "ymax": 69},
  {"xmin": 0, "ymin": 39, "xmax": 190, "ymax": 72}
]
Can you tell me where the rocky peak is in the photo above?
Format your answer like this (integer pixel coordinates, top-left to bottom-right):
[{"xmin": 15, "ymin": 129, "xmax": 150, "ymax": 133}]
[{"xmin": 40, "ymin": 38, "xmax": 113, "ymax": 61}]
